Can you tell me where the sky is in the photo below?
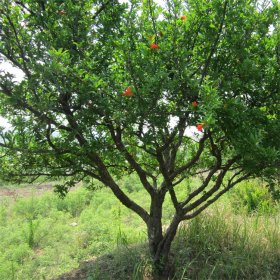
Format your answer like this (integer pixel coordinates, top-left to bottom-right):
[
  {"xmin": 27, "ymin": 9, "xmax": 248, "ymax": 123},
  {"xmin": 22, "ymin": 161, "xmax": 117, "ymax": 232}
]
[
  {"xmin": 0, "ymin": 62, "xmax": 25, "ymax": 129},
  {"xmin": 0, "ymin": 62, "xmax": 25, "ymax": 82}
]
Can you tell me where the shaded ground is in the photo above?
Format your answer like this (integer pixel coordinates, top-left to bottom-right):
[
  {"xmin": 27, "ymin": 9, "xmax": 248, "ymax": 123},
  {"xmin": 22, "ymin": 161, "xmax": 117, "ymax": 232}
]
[
  {"xmin": 52, "ymin": 257, "xmax": 98, "ymax": 280},
  {"xmin": 52, "ymin": 245, "xmax": 150, "ymax": 280},
  {"xmin": 52, "ymin": 255, "xmax": 112, "ymax": 280}
]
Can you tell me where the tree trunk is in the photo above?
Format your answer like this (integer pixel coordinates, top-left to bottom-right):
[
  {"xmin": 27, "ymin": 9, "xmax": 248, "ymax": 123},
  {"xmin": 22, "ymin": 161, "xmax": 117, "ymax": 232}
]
[{"xmin": 147, "ymin": 195, "xmax": 180, "ymax": 279}]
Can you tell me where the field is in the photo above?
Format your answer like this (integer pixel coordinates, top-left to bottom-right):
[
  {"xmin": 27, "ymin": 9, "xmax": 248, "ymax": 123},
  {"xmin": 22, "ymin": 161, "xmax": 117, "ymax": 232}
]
[{"xmin": 0, "ymin": 177, "xmax": 280, "ymax": 280}]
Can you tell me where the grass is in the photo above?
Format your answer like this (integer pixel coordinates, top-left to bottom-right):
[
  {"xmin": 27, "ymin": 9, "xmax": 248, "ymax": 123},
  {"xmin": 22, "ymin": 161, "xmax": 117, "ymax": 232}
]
[
  {"xmin": 173, "ymin": 207, "xmax": 280, "ymax": 279},
  {"xmin": 0, "ymin": 178, "xmax": 280, "ymax": 279}
]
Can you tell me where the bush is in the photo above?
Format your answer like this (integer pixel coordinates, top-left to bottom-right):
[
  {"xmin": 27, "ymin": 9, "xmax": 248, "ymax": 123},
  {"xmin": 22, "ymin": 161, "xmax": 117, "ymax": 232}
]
[
  {"xmin": 120, "ymin": 174, "xmax": 142, "ymax": 193},
  {"xmin": 56, "ymin": 188, "xmax": 94, "ymax": 217},
  {"xmin": 229, "ymin": 180, "xmax": 276, "ymax": 214}
]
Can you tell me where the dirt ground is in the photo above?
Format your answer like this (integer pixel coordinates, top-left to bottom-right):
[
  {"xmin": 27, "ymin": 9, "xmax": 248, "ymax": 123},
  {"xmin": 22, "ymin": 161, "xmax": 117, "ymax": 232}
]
[{"xmin": 0, "ymin": 183, "xmax": 54, "ymax": 200}]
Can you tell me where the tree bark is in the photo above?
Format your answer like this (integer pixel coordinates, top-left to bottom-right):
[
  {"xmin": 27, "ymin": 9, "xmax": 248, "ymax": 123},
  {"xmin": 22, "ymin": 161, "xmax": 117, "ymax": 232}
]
[{"xmin": 147, "ymin": 196, "xmax": 181, "ymax": 279}]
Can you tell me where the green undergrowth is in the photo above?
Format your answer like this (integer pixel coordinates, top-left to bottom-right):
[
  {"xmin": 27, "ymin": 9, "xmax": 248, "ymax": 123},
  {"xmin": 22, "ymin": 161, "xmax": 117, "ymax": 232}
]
[{"xmin": 0, "ymin": 178, "xmax": 279, "ymax": 279}]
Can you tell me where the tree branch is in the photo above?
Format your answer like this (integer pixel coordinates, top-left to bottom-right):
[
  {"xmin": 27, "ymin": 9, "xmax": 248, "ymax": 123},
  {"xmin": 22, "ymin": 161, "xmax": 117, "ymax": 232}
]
[
  {"xmin": 171, "ymin": 133, "xmax": 208, "ymax": 180},
  {"xmin": 0, "ymin": 82, "xmax": 71, "ymax": 132},
  {"xmin": 106, "ymin": 121, "xmax": 155, "ymax": 194},
  {"xmin": 3, "ymin": 11, "xmax": 31, "ymax": 78},
  {"xmin": 199, "ymin": 0, "xmax": 228, "ymax": 86},
  {"xmin": 169, "ymin": 188, "xmax": 180, "ymax": 212},
  {"xmin": 183, "ymin": 172, "xmax": 250, "ymax": 220},
  {"xmin": 182, "ymin": 156, "xmax": 239, "ymax": 213},
  {"xmin": 92, "ymin": 0, "xmax": 112, "ymax": 20}
]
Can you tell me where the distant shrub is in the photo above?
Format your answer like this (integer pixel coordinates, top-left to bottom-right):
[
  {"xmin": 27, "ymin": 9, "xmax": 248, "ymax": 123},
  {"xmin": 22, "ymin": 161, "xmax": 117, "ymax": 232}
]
[
  {"xmin": 121, "ymin": 174, "xmax": 142, "ymax": 193},
  {"xmin": 56, "ymin": 188, "xmax": 94, "ymax": 217},
  {"xmin": 13, "ymin": 196, "xmax": 40, "ymax": 220},
  {"xmin": 229, "ymin": 180, "xmax": 276, "ymax": 214},
  {"xmin": 12, "ymin": 197, "xmax": 41, "ymax": 248}
]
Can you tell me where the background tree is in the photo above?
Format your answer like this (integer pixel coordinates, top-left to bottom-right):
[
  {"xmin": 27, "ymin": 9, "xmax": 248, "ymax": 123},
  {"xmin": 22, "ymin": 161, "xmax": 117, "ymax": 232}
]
[{"xmin": 0, "ymin": 0, "xmax": 279, "ymax": 278}]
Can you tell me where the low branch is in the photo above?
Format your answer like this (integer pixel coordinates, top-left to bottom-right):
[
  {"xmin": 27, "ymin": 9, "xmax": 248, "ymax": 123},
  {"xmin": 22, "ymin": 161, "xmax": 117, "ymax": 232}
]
[
  {"xmin": 172, "ymin": 168, "xmax": 213, "ymax": 187},
  {"xmin": 182, "ymin": 156, "xmax": 239, "ymax": 213},
  {"xmin": 0, "ymin": 142, "xmax": 60, "ymax": 155},
  {"xmin": 183, "ymin": 173, "xmax": 251, "ymax": 220},
  {"xmin": 180, "ymin": 164, "xmax": 221, "ymax": 208}
]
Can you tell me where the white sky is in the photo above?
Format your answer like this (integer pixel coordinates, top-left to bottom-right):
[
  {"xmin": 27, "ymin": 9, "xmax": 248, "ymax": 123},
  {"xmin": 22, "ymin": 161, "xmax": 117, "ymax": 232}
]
[
  {"xmin": 0, "ymin": 62, "xmax": 25, "ymax": 129},
  {"xmin": 0, "ymin": 62, "xmax": 25, "ymax": 82}
]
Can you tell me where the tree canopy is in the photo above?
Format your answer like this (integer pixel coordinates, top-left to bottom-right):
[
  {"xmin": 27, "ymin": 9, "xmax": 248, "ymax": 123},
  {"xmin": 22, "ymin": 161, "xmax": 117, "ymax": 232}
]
[{"xmin": 0, "ymin": 0, "xmax": 279, "ymax": 278}]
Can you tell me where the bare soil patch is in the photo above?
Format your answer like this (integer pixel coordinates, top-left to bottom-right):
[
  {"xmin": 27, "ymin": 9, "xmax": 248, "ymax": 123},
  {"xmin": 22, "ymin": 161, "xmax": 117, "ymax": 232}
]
[{"xmin": 0, "ymin": 183, "xmax": 54, "ymax": 200}]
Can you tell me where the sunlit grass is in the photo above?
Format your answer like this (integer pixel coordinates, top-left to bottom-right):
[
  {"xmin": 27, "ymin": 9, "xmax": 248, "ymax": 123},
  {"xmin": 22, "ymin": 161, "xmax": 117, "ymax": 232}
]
[{"xmin": 0, "ymin": 178, "xmax": 279, "ymax": 279}]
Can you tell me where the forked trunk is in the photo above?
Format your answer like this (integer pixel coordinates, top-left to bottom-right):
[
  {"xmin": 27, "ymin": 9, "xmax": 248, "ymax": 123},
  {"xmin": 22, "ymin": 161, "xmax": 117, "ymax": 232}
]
[{"xmin": 147, "ymin": 214, "xmax": 180, "ymax": 280}]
